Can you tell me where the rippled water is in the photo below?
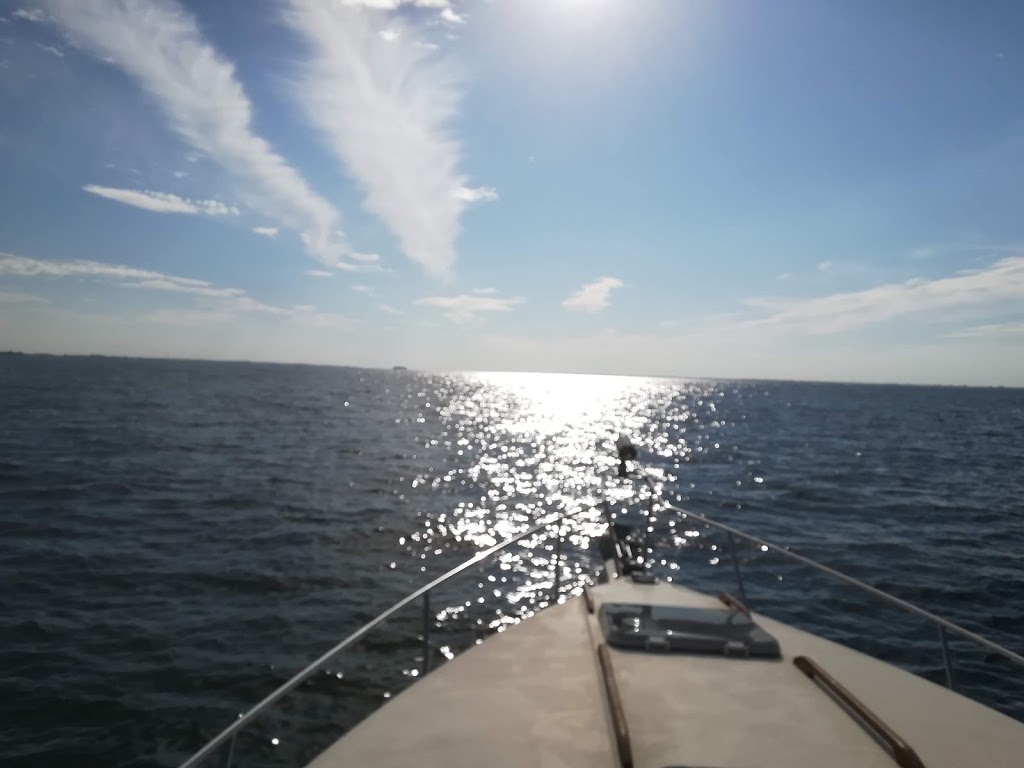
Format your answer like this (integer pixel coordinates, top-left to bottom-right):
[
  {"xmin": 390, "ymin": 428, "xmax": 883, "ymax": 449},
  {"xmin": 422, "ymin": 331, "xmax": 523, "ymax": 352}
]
[{"xmin": 1, "ymin": 355, "xmax": 1022, "ymax": 768}]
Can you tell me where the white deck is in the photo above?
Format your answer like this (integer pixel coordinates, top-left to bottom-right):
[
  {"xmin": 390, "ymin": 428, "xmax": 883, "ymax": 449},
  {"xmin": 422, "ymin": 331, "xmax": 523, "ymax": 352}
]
[{"xmin": 308, "ymin": 578, "xmax": 1024, "ymax": 768}]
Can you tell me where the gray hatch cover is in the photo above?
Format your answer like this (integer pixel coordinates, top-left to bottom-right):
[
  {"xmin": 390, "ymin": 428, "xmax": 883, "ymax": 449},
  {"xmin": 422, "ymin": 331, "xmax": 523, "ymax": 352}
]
[{"xmin": 599, "ymin": 603, "xmax": 781, "ymax": 658}]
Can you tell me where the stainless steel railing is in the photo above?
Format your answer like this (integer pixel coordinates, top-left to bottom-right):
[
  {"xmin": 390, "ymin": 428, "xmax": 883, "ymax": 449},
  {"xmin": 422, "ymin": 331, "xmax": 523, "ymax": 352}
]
[
  {"xmin": 664, "ymin": 502, "xmax": 1024, "ymax": 688},
  {"xmin": 605, "ymin": 468, "xmax": 1024, "ymax": 689},
  {"xmin": 181, "ymin": 471, "xmax": 1024, "ymax": 767},
  {"xmin": 177, "ymin": 511, "xmax": 585, "ymax": 768}
]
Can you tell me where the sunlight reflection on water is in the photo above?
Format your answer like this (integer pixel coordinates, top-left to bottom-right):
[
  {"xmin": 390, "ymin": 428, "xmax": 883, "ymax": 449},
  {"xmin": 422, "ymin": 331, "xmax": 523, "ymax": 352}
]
[{"xmin": 400, "ymin": 371, "xmax": 723, "ymax": 640}]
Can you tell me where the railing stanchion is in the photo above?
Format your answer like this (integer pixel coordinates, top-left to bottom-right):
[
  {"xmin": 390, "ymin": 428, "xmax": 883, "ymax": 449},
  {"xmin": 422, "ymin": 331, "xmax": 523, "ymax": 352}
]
[
  {"xmin": 644, "ymin": 491, "xmax": 654, "ymax": 557},
  {"xmin": 422, "ymin": 590, "xmax": 432, "ymax": 675},
  {"xmin": 552, "ymin": 529, "xmax": 563, "ymax": 604},
  {"xmin": 177, "ymin": 514, "xmax": 572, "ymax": 768},
  {"xmin": 223, "ymin": 733, "xmax": 236, "ymax": 768},
  {"xmin": 728, "ymin": 532, "xmax": 749, "ymax": 610},
  {"xmin": 938, "ymin": 623, "xmax": 954, "ymax": 690},
  {"xmin": 663, "ymin": 501, "xmax": 1024, "ymax": 671}
]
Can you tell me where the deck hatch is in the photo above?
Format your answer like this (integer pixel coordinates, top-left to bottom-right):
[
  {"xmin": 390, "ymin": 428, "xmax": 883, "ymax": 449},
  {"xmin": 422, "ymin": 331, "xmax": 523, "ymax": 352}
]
[{"xmin": 599, "ymin": 603, "xmax": 781, "ymax": 658}]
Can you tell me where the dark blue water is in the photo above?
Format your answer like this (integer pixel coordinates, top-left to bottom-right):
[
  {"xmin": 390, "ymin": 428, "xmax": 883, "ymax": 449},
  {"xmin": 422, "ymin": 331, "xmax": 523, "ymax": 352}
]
[{"xmin": 1, "ymin": 355, "xmax": 1022, "ymax": 768}]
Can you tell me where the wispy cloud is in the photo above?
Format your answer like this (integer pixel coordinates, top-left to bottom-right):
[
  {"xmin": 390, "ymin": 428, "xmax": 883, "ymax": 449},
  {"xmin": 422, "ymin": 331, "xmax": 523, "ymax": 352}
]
[
  {"xmin": 416, "ymin": 292, "xmax": 524, "ymax": 323},
  {"xmin": 562, "ymin": 277, "xmax": 624, "ymax": 313},
  {"xmin": 948, "ymin": 321, "xmax": 1024, "ymax": 339},
  {"xmin": 0, "ymin": 290, "xmax": 49, "ymax": 305},
  {"xmin": 908, "ymin": 241, "xmax": 1022, "ymax": 261},
  {"xmin": 35, "ymin": 42, "xmax": 63, "ymax": 57},
  {"xmin": 285, "ymin": 2, "xmax": 480, "ymax": 275},
  {"xmin": 352, "ymin": 284, "xmax": 375, "ymax": 296},
  {"xmin": 336, "ymin": 0, "xmax": 455, "ymax": 15},
  {"xmin": 252, "ymin": 226, "xmax": 279, "ymax": 238},
  {"xmin": 439, "ymin": 7, "xmax": 464, "ymax": 24},
  {"xmin": 350, "ymin": 252, "xmax": 382, "ymax": 264},
  {"xmin": 746, "ymin": 257, "xmax": 1024, "ymax": 334},
  {"xmin": 13, "ymin": 8, "xmax": 47, "ymax": 22},
  {"xmin": 43, "ymin": 0, "xmax": 355, "ymax": 267},
  {"xmin": 455, "ymin": 186, "xmax": 498, "ymax": 203},
  {"xmin": 124, "ymin": 277, "xmax": 243, "ymax": 299},
  {"xmin": 0, "ymin": 252, "xmax": 349, "ymax": 324},
  {"xmin": 817, "ymin": 260, "xmax": 833, "ymax": 272},
  {"xmin": 304, "ymin": 269, "xmax": 333, "ymax": 278},
  {"xmin": 142, "ymin": 302, "xmax": 353, "ymax": 329},
  {"xmin": 2, "ymin": 252, "xmax": 192, "ymax": 282},
  {"xmin": 83, "ymin": 185, "xmax": 238, "ymax": 216},
  {"xmin": 379, "ymin": 303, "xmax": 402, "ymax": 315},
  {"xmin": 1, "ymin": 252, "xmax": 242, "ymax": 297}
]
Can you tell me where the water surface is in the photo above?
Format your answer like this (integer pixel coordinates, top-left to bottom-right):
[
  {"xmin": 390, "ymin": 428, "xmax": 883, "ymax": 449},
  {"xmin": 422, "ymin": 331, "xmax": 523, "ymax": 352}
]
[{"xmin": 1, "ymin": 356, "xmax": 1022, "ymax": 767}]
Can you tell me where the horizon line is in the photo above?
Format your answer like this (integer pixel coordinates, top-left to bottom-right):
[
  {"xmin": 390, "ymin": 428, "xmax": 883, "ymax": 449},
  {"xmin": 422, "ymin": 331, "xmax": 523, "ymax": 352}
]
[{"xmin": 2, "ymin": 350, "xmax": 1021, "ymax": 391}]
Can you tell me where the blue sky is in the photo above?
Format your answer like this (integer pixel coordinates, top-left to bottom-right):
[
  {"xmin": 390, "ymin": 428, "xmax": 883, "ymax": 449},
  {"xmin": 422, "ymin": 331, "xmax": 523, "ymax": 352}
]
[{"xmin": 1, "ymin": 0, "xmax": 1023, "ymax": 385}]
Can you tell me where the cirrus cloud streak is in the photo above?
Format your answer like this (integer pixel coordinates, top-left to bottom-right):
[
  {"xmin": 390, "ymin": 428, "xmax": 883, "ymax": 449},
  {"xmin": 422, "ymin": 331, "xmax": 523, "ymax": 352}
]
[
  {"xmin": 0, "ymin": 251, "xmax": 350, "ymax": 325},
  {"xmin": 83, "ymin": 185, "xmax": 238, "ymax": 216},
  {"xmin": 746, "ymin": 256, "xmax": 1024, "ymax": 334},
  {"xmin": 285, "ymin": 1, "xmax": 484, "ymax": 275},
  {"xmin": 416, "ymin": 292, "xmax": 524, "ymax": 323},
  {"xmin": 43, "ymin": 0, "xmax": 355, "ymax": 267}
]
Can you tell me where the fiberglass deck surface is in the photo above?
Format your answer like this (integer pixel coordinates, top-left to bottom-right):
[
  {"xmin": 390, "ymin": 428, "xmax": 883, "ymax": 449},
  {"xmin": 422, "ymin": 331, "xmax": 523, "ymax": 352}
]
[{"xmin": 308, "ymin": 579, "xmax": 1024, "ymax": 768}]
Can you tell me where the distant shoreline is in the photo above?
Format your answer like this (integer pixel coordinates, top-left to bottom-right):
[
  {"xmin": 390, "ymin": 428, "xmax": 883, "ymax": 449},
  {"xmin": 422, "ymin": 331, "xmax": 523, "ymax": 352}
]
[{"xmin": 1, "ymin": 350, "xmax": 1020, "ymax": 390}]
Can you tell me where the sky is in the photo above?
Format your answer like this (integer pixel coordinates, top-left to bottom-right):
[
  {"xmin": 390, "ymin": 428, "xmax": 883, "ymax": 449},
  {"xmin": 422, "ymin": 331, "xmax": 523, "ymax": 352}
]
[{"xmin": 0, "ymin": 0, "xmax": 1023, "ymax": 385}]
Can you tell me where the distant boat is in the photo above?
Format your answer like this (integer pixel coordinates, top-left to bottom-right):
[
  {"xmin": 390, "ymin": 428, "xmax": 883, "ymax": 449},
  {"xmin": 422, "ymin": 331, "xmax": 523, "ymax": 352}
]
[{"xmin": 392, "ymin": 365, "xmax": 408, "ymax": 371}]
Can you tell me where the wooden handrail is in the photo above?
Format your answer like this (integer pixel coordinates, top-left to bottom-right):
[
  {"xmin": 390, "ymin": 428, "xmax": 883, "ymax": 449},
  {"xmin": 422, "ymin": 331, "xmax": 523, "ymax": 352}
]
[
  {"xmin": 794, "ymin": 656, "xmax": 926, "ymax": 768},
  {"xmin": 597, "ymin": 644, "xmax": 633, "ymax": 768},
  {"xmin": 718, "ymin": 591, "xmax": 750, "ymax": 616},
  {"xmin": 583, "ymin": 585, "xmax": 595, "ymax": 614}
]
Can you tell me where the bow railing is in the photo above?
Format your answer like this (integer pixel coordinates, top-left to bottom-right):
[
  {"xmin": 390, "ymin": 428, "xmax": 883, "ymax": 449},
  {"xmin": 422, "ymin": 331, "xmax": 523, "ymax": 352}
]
[{"xmin": 178, "ymin": 510, "xmax": 586, "ymax": 768}]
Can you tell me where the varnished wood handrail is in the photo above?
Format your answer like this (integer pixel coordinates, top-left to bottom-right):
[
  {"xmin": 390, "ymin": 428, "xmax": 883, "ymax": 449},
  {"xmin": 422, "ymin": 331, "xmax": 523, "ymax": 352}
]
[
  {"xmin": 794, "ymin": 656, "xmax": 926, "ymax": 768},
  {"xmin": 597, "ymin": 644, "xmax": 633, "ymax": 768},
  {"xmin": 718, "ymin": 591, "xmax": 750, "ymax": 616},
  {"xmin": 583, "ymin": 585, "xmax": 595, "ymax": 613}
]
